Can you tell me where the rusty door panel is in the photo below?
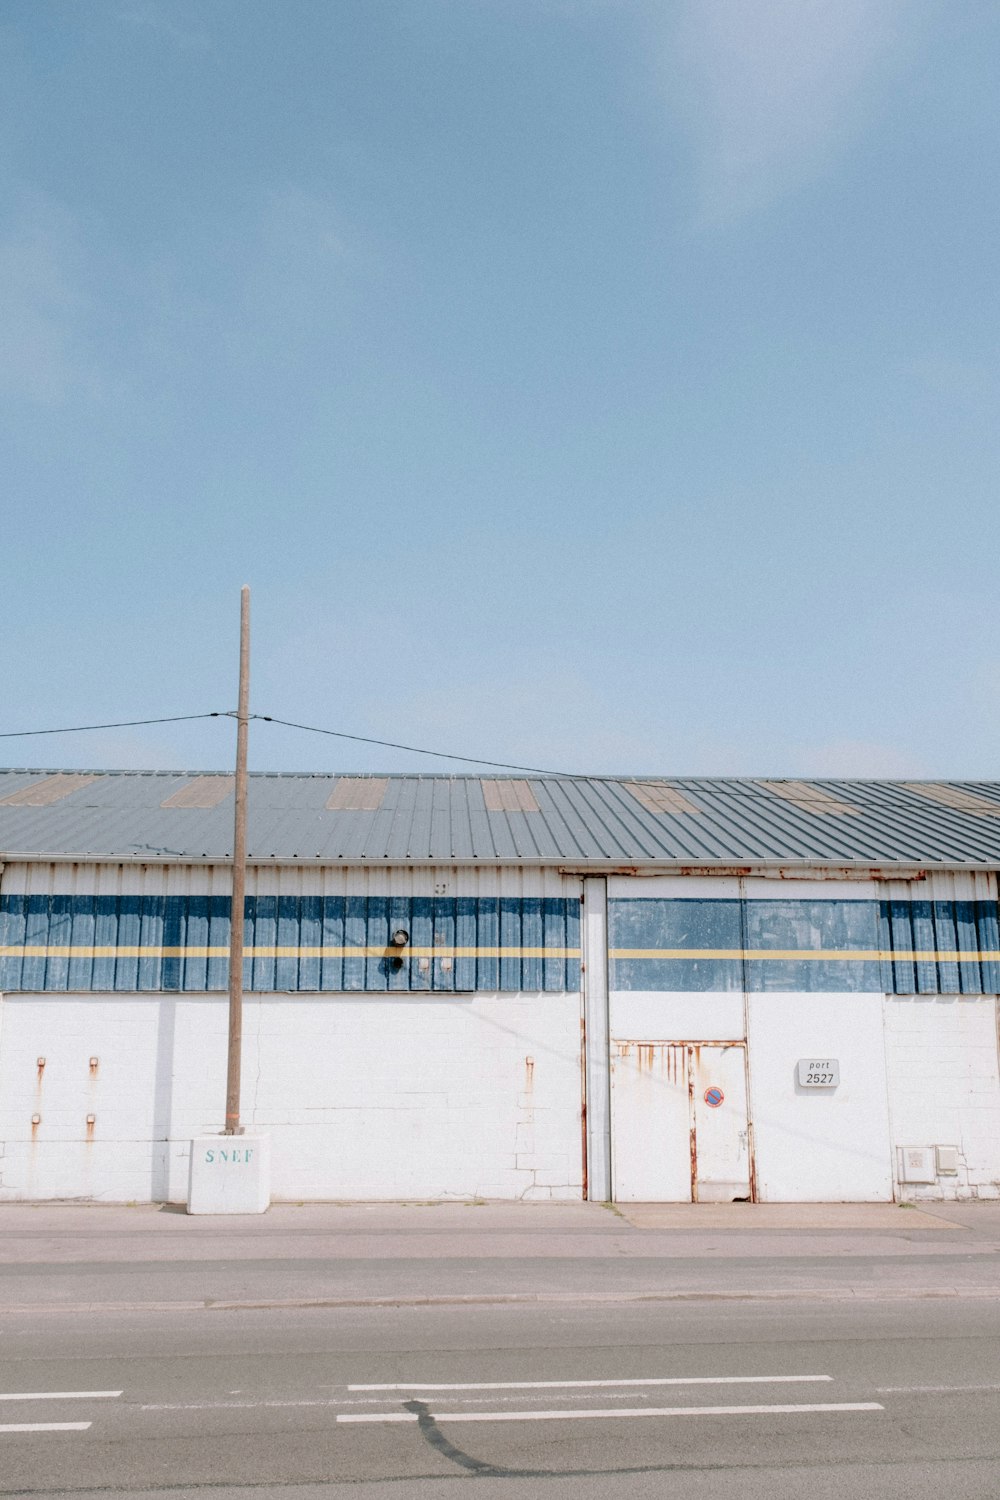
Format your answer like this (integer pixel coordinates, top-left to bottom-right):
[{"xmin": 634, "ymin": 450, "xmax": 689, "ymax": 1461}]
[
  {"xmin": 611, "ymin": 1040, "xmax": 755, "ymax": 1203},
  {"xmin": 610, "ymin": 1042, "xmax": 691, "ymax": 1201},
  {"xmin": 689, "ymin": 1043, "xmax": 752, "ymax": 1202}
]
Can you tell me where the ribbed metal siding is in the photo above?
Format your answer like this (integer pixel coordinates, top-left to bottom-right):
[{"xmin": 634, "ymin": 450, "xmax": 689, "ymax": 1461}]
[
  {"xmin": 879, "ymin": 899, "xmax": 1000, "ymax": 994},
  {"xmin": 0, "ymin": 894, "xmax": 580, "ymax": 994}
]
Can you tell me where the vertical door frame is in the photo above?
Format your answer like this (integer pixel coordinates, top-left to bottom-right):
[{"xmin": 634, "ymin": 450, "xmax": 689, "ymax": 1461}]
[{"xmin": 582, "ymin": 877, "xmax": 611, "ymax": 1201}]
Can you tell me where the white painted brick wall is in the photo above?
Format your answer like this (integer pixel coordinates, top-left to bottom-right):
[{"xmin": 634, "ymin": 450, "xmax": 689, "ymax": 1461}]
[
  {"xmin": 0, "ymin": 991, "xmax": 584, "ymax": 1202},
  {"xmin": 884, "ymin": 994, "xmax": 1000, "ymax": 1200}
]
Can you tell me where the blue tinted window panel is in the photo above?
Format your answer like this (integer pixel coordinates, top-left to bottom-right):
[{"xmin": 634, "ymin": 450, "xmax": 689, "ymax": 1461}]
[
  {"xmin": 433, "ymin": 899, "xmax": 456, "ymax": 991},
  {"xmin": 909, "ymin": 901, "xmax": 938, "ymax": 994},
  {"xmin": 746, "ymin": 899, "xmax": 882, "ymax": 993},
  {"xmin": 520, "ymin": 898, "xmax": 543, "ymax": 991},
  {"xmin": 42, "ymin": 895, "xmax": 71, "ymax": 992},
  {"xmin": 500, "ymin": 899, "xmax": 521, "ymax": 992},
  {"xmin": 476, "ymin": 897, "xmax": 499, "ymax": 991},
  {"xmin": 364, "ymin": 897, "xmax": 390, "ymax": 993},
  {"xmin": 410, "ymin": 897, "xmax": 432, "ymax": 992},
  {"xmin": 22, "ymin": 895, "xmax": 51, "ymax": 991},
  {"xmin": 90, "ymin": 896, "xmax": 119, "ymax": 990},
  {"xmin": 878, "ymin": 901, "xmax": 893, "ymax": 993},
  {"xmin": 952, "ymin": 901, "xmax": 982, "ymax": 994},
  {"xmin": 67, "ymin": 897, "xmax": 96, "ymax": 992},
  {"xmin": 883, "ymin": 900, "xmax": 915, "ymax": 994},
  {"xmin": 297, "ymin": 897, "xmax": 322, "ymax": 991},
  {"xmin": 207, "ymin": 896, "xmax": 230, "ymax": 991},
  {"xmin": 615, "ymin": 955, "xmax": 743, "ymax": 992},
  {"xmin": 19, "ymin": 893, "xmax": 47, "ymax": 990},
  {"xmin": 340, "ymin": 896, "xmax": 366, "ymax": 992},
  {"xmin": 159, "ymin": 896, "xmax": 184, "ymax": 992},
  {"xmin": 745, "ymin": 899, "xmax": 879, "ymax": 952},
  {"xmin": 609, "ymin": 897, "xmax": 742, "ymax": 992},
  {"xmin": 275, "ymin": 896, "xmax": 301, "ymax": 992},
  {"xmin": 319, "ymin": 896, "xmax": 344, "ymax": 992},
  {"xmin": 0, "ymin": 895, "xmax": 27, "ymax": 990},
  {"xmin": 977, "ymin": 901, "xmax": 1000, "ymax": 993},
  {"xmin": 250, "ymin": 895, "xmax": 277, "ymax": 993},
  {"xmin": 745, "ymin": 956, "xmax": 881, "ymax": 992},
  {"xmin": 609, "ymin": 898, "xmax": 742, "ymax": 952},
  {"xmin": 138, "ymin": 894, "xmax": 165, "ymax": 990},
  {"xmin": 933, "ymin": 902, "xmax": 961, "ymax": 994},
  {"xmin": 182, "ymin": 897, "xmax": 210, "ymax": 993},
  {"xmin": 564, "ymin": 898, "xmax": 581, "ymax": 991},
  {"xmin": 114, "ymin": 897, "xmax": 141, "ymax": 991},
  {"xmin": 454, "ymin": 898, "xmax": 477, "ymax": 991},
  {"xmin": 542, "ymin": 899, "xmax": 566, "ymax": 992}
]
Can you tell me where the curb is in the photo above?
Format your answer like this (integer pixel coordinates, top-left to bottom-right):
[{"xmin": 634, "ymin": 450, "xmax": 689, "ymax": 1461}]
[{"xmin": 4, "ymin": 1286, "xmax": 1000, "ymax": 1315}]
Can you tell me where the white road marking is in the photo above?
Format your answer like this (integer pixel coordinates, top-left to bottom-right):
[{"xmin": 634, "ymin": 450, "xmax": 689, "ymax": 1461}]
[
  {"xmin": 0, "ymin": 1423, "xmax": 92, "ymax": 1435},
  {"xmin": 0, "ymin": 1391, "xmax": 122, "ymax": 1402},
  {"xmin": 348, "ymin": 1375, "xmax": 834, "ymax": 1392},
  {"xmin": 142, "ymin": 1399, "xmax": 356, "ymax": 1412},
  {"xmin": 875, "ymin": 1383, "xmax": 1000, "ymax": 1394},
  {"xmin": 140, "ymin": 1392, "xmax": 686, "ymax": 1412},
  {"xmin": 337, "ymin": 1401, "xmax": 884, "ymax": 1424}
]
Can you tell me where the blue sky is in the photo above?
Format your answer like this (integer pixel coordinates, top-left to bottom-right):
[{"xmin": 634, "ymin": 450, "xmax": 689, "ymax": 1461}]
[{"xmin": 3, "ymin": 0, "xmax": 999, "ymax": 778}]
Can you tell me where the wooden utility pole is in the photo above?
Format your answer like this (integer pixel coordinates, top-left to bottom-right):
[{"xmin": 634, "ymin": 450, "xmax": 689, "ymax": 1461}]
[{"xmin": 224, "ymin": 585, "xmax": 251, "ymax": 1135}]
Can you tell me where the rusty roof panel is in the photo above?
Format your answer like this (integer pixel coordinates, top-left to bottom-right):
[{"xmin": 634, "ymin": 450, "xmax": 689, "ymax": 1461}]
[
  {"xmin": 326, "ymin": 777, "xmax": 389, "ymax": 811},
  {"xmin": 625, "ymin": 781, "xmax": 701, "ymax": 816},
  {"xmin": 0, "ymin": 773, "xmax": 101, "ymax": 807},
  {"xmin": 161, "ymin": 776, "xmax": 235, "ymax": 809},
  {"xmin": 755, "ymin": 780, "xmax": 860, "ymax": 816},
  {"xmin": 481, "ymin": 779, "xmax": 540, "ymax": 813},
  {"xmin": 902, "ymin": 783, "xmax": 1000, "ymax": 817}
]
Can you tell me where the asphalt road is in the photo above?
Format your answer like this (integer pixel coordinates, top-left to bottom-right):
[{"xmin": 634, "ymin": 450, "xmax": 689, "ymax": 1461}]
[{"xmin": 1, "ymin": 1297, "xmax": 999, "ymax": 1500}]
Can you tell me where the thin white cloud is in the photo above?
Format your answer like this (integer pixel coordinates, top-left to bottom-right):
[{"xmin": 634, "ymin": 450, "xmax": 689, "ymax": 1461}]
[{"xmin": 669, "ymin": 0, "xmax": 911, "ymax": 222}]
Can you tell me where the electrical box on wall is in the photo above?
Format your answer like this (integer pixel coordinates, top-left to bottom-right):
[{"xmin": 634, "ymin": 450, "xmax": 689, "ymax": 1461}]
[
  {"xmin": 935, "ymin": 1145, "xmax": 960, "ymax": 1175},
  {"xmin": 898, "ymin": 1146, "xmax": 936, "ymax": 1183}
]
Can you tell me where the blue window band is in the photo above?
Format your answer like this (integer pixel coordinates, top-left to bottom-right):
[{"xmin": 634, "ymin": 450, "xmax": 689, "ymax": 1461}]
[
  {"xmin": 609, "ymin": 898, "xmax": 1000, "ymax": 994},
  {"xmin": 0, "ymin": 895, "xmax": 581, "ymax": 994}
]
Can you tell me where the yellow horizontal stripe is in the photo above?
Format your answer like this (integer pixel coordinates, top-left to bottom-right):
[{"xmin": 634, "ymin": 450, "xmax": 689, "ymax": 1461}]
[
  {"xmin": 0, "ymin": 945, "xmax": 992, "ymax": 963},
  {"xmin": 610, "ymin": 948, "xmax": 998, "ymax": 962},
  {"xmin": 0, "ymin": 945, "xmax": 579, "ymax": 961}
]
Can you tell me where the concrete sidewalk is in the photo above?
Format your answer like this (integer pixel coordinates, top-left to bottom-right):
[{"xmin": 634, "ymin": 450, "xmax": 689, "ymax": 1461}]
[{"xmin": 1, "ymin": 1199, "xmax": 998, "ymax": 1312}]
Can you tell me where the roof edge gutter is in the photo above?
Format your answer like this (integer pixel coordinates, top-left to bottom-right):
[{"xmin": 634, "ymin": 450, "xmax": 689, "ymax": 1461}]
[{"xmin": 0, "ymin": 851, "xmax": 995, "ymax": 879}]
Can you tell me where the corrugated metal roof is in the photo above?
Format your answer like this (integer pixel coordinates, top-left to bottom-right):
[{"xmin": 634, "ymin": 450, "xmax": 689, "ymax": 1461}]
[{"xmin": 3, "ymin": 768, "xmax": 1000, "ymax": 867}]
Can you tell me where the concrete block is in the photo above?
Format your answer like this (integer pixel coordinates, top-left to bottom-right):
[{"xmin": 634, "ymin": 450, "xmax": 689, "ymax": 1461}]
[{"xmin": 187, "ymin": 1135, "xmax": 270, "ymax": 1215}]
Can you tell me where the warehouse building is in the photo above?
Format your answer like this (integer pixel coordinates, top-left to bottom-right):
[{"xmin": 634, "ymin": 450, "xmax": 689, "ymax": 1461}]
[{"xmin": 1, "ymin": 769, "xmax": 999, "ymax": 1205}]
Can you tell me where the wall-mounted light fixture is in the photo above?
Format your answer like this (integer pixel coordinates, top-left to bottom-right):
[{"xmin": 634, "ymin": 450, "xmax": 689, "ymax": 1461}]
[{"xmin": 389, "ymin": 928, "xmax": 410, "ymax": 971}]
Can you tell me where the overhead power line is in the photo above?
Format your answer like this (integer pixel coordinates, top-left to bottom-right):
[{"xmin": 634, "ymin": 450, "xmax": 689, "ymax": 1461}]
[
  {"xmin": 1, "ymin": 710, "xmax": 996, "ymax": 815},
  {"xmin": 251, "ymin": 715, "xmax": 583, "ymax": 777},
  {"xmin": 0, "ymin": 707, "xmax": 583, "ymax": 776},
  {"xmin": 0, "ymin": 712, "xmax": 228, "ymax": 739}
]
